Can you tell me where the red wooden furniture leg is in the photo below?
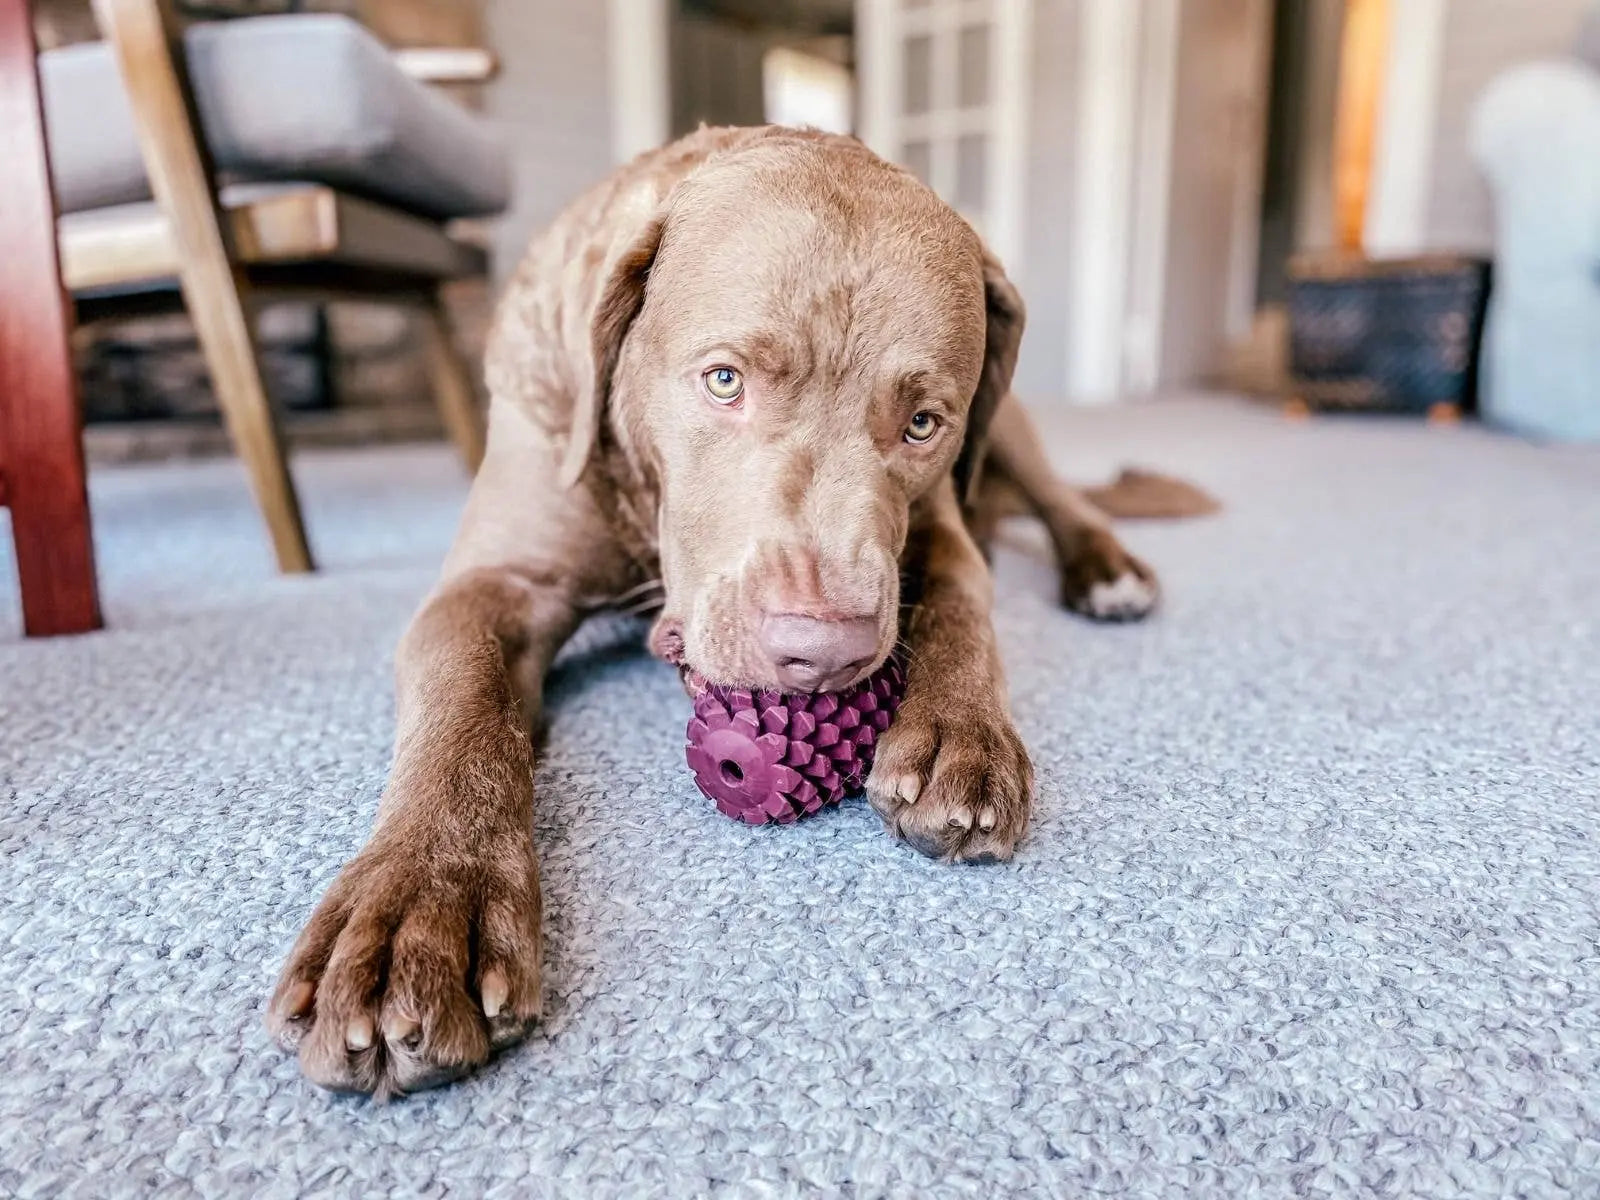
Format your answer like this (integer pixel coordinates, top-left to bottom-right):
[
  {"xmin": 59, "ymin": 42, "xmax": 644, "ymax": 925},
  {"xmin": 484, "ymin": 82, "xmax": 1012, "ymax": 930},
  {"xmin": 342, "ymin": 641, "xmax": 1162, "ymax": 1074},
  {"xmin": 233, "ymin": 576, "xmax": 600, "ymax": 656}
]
[{"xmin": 0, "ymin": 0, "xmax": 102, "ymax": 636}]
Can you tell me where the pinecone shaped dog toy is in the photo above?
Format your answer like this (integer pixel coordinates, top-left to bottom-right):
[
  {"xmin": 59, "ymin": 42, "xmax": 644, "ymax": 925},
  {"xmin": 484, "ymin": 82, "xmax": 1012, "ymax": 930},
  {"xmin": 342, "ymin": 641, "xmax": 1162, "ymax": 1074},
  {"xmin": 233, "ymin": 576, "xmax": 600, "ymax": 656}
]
[{"xmin": 684, "ymin": 658, "xmax": 906, "ymax": 825}]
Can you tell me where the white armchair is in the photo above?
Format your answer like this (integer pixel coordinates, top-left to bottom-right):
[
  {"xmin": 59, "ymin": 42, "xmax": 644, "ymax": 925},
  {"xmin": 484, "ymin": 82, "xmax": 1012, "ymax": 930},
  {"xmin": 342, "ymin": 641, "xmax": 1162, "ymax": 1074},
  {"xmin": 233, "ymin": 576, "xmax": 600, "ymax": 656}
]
[{"xmin": 1469, "ymin": 24, "xmax": 1600, "ymax": 442}]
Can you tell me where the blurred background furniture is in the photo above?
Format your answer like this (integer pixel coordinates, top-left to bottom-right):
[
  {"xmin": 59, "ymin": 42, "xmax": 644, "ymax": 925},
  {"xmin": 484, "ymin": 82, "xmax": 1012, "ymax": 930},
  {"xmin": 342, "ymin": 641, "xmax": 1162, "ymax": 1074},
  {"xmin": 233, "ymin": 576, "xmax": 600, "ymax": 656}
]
[
  {"xmin": 1469, "ymin": 4, "xmax": 1600, "ymax": 442},
  {"xmin": 1284, "ymin": 253, "xmax": 1490, "ymax": 417},
  {"xmin": 0, "ymin": 0, "xmax": 506, "ymax": 636},
  {"xmin": 0, "ymin": 0, "xmax": 99, "ymax": 636}
]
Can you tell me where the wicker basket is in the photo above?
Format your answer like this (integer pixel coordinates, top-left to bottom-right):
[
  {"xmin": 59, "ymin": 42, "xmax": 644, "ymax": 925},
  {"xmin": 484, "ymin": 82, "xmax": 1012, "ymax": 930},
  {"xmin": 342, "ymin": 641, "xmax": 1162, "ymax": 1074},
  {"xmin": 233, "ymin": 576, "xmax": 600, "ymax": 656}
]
[{"xmin": 1286, "ymin": 254, "xmax": 1491, "ymax": 413}]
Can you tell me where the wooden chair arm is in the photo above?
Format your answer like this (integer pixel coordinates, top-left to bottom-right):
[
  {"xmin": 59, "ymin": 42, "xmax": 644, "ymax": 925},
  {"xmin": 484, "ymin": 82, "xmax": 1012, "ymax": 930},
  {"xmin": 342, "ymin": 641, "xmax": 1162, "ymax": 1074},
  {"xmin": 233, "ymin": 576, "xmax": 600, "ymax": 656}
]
[{"xmin": 392, "ymin": 46, "xmax": 498, "ymax": 85}]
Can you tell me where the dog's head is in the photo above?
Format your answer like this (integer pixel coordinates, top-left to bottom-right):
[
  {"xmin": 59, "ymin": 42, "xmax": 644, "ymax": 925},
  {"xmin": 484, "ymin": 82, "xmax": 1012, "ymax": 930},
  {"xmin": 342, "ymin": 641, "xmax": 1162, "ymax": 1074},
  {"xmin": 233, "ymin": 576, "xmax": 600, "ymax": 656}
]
[{"xmin": 570, "ymin": 133, "xmax": 1023, "ymax": 691}]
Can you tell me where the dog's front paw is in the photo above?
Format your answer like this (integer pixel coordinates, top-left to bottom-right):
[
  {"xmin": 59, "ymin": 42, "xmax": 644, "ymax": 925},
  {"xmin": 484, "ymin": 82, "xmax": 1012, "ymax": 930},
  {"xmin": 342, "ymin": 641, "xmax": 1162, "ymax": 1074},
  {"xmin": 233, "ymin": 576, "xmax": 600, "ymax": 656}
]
[
  {"xmin": 266, "ymin": 823, "xmax": 542, "ymax": 1098},
  {"xmin": 867, "ymin": 692, "xmax": 1033, "ymax": 863},
  {"xmin": 1060, "ymin": 527, "xmax": 1159, "ymax": 622}
]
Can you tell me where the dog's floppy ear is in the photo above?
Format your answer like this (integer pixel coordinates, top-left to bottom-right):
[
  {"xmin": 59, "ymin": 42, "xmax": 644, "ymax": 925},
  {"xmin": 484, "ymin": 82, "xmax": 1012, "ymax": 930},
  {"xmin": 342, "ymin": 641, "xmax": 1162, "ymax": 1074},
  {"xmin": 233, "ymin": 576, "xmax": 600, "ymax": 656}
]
[
  {"xmin": 952, "ymin": 248, "xmax": 1026, "ymax": 506},
  {"xmin": 560, "ymin": 214, "xmax": 667, "ymax": 488}
]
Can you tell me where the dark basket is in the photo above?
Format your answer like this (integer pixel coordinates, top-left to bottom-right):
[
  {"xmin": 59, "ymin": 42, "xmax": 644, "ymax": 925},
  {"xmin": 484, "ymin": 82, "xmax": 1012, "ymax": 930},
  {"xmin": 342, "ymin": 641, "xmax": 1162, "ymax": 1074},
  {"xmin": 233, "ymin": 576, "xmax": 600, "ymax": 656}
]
[{"xmin": 1286, "ymin": 255, "xmax": 1491, "ymax": 412}]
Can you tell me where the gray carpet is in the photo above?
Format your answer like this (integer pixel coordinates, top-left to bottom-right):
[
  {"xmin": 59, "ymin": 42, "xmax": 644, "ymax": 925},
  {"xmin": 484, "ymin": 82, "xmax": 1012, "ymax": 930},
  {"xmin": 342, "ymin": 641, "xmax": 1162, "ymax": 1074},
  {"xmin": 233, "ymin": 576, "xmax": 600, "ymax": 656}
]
[{"xmin": 2, "ymin": 397, "xmax": 1597, "ymax": 1198}]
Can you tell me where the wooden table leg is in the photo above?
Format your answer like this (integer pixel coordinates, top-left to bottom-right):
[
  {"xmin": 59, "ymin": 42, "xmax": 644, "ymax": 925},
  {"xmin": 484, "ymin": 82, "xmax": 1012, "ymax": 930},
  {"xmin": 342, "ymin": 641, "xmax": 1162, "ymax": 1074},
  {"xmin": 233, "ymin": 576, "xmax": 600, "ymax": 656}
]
[{"xmin": 0, "ymin": 0, "xmax": 102, "ymax": 636}]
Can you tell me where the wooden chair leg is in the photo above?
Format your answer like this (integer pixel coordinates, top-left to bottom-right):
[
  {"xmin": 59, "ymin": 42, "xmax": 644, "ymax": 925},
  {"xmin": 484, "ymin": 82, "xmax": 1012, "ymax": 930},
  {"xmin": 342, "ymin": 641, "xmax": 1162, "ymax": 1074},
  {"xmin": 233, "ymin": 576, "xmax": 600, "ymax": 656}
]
[
  {"xmin": 421, "ymin": 293, "xmax": 486, "ymax": 474},
  {"xmin": 93, "ymin": 0, "xmax": 312, "ymax": 572},
  {"xmin": 197, "ymin": 293, "xmax": 314, "ymax": 572},
  {"xmin": 0, "ymin": 0, "xmax": 102, "ymax": 636}
]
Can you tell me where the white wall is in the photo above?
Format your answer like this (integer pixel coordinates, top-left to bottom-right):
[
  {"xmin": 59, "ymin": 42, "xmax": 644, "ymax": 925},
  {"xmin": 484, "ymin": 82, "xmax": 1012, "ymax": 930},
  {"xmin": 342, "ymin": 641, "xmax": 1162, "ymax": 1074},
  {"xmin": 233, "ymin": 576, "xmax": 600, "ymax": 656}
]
[
  {"xmin": 1424, "ymin": 0, "xmax": 1595, "ymax": 251},
  {"xmin": 1363, "ymin": 0, "xmax": 1449, "ymax": 256},
  {"xmin": 1012, "ymin": 0, "xmax": 1081, "ymax": 401},
  {"xmin": 1157, "ymin": 0, "xmax": 1272, "ymax": 387},
  {"xmin": 482, "ymin": 0, "xmax": 616, "ymax": 280},
  {"xmin": 1368, "ymin": 0, "xmax": 1594, "ymax": 255},
  {"xmin": 670, "ymin": 10, "xmax": 771, "ymax": 133},
  {"xmin": 1029, "ymin": 0, "xmax": 1274, "ymax": 401}
]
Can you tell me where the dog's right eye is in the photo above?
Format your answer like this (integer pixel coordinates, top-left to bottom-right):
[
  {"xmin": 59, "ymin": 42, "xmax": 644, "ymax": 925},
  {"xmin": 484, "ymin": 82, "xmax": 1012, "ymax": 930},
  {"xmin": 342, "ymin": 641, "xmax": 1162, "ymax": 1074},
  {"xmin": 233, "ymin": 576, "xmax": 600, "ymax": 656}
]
[
  {"xmin": 703, "ymin": 366, "xmax": 744, "ymax": 404},
  {"xmin": 903, "ymin": 410, "xmax": 940, "ymax": 444}
]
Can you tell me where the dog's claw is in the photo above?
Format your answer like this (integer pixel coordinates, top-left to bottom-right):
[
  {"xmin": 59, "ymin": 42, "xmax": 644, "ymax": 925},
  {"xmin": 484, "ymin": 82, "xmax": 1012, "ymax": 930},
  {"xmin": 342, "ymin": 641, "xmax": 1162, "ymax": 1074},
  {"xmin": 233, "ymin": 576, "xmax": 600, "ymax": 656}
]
[
  {"xmin": 480, "ymin": 969, "xmax": 509, "ymax": 1019},
  {"xmin": 383, "ymin": 1012, "xmax": 421, "ymax": 1044}
]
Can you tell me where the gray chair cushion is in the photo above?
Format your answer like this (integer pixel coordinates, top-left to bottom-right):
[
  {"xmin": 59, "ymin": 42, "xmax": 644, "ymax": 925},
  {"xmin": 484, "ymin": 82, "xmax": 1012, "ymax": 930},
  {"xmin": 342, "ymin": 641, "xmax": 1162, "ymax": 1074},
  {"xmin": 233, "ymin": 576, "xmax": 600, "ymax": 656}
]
[{"xmin": 41, "ymin": 14, "xmax": 510, "ymax": 220}]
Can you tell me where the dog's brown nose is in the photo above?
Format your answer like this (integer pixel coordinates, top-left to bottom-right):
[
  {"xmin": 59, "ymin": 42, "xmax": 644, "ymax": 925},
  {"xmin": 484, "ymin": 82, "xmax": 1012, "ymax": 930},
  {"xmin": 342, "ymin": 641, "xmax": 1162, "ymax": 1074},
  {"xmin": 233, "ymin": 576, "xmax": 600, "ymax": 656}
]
[{"xmin": 758, "ymin": 614, "xmax": 879, "ymax": 692}]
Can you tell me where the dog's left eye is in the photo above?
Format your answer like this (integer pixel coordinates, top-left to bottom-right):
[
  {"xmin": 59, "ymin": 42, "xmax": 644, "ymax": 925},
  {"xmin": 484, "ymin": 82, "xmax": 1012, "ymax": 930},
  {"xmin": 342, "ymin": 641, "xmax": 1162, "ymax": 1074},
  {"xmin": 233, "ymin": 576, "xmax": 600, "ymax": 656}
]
[
  {"xmin": 703, "ymin": 366, "xmax": 744, "ymax": 404},
  {"xmin": 904, "ymin": 411, "xmax": 940, "ymax": 444}
]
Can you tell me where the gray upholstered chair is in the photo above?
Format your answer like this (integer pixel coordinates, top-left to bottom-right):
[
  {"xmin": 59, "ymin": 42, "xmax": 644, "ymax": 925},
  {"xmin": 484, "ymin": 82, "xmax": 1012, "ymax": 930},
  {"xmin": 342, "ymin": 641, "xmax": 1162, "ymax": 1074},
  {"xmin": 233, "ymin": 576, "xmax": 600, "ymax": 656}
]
[
  {"xmin": 42, "ymin": 13, "xmax": 509, "ymax": 227},
  {"xmin": 13, "ymin": 0, "xmax": 505, "ymax": 619}
]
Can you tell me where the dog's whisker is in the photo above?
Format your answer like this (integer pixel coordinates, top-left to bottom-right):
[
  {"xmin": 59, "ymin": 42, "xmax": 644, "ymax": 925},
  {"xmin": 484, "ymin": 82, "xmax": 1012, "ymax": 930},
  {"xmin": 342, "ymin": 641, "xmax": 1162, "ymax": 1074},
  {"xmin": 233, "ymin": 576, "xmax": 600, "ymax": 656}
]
[
  {"xmin": 600, "ymin": 579, "xmax": 668, "ymax": 615},
  {"xmin": 611, "ymin": 578, "xmax": 665, "ymax": 606},
  {"xmin": 892, "ymin": 638, "xmax": 920, "ymax": 670}
]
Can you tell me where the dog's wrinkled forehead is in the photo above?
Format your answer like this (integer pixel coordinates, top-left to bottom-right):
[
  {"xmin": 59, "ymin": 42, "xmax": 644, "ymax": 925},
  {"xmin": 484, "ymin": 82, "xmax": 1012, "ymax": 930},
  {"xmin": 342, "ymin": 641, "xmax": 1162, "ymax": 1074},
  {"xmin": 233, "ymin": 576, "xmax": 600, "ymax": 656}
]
[{"xmin": 646, "ymin": 149, "xmax": 989, "ymax": 376}]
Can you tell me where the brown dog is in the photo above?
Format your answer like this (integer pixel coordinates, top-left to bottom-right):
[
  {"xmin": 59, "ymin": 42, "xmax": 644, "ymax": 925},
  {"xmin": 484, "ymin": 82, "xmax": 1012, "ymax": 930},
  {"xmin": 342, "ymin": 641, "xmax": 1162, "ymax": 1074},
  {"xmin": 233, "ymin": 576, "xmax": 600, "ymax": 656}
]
[{"xmin": 266, "ymin": 126, "xmax": 1208, "ymax": 1096}]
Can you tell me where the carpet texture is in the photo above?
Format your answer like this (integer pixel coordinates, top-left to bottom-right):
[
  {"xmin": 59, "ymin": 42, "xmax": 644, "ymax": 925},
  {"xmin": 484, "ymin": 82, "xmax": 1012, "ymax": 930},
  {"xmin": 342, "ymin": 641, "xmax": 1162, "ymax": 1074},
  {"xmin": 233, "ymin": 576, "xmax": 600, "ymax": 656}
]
[{"xmin": 2, "ymin": 398, "xmax": 1597, "ymax": 1198}]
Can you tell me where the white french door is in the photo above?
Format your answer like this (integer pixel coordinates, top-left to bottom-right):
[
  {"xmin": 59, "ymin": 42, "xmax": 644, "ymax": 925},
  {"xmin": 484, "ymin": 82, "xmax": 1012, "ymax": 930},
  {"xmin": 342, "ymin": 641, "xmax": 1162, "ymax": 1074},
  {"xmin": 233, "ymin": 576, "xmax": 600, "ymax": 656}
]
[{"xmin": 857, "ymin": 0, "xmax": 1031, "ymax": 267}]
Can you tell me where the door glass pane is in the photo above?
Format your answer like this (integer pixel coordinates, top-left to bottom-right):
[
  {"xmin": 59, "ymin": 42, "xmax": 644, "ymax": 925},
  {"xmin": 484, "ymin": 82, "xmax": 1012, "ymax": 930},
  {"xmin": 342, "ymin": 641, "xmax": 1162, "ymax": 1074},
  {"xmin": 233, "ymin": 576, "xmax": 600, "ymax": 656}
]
[
  {"xmin": 955, "ymin": 133, "xmax": 988, "ymax": 211},
  {"xmin": 904, "ymin": 34, "xmax": 932, "ymax": 115},
  {"xmin": 903, "ymin": 140, "xmax": 932, "ymax": 186},
  {"xmin": 958, "ymin": 24, "xmax": 990, "ymax": 108}
]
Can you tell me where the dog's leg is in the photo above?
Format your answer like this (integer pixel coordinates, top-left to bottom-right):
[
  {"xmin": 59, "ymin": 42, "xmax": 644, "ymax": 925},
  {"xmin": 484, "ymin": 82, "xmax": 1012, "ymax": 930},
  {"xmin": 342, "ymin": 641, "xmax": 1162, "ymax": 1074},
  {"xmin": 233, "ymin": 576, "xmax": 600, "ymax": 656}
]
[
  {"xmin": 982, "ymin": 396, "xmax": 1160, "ymax": 621},
  {"xmin": 867, "ymin": 480, "xmax": 1034, "ymax": 863},
  {"xmin": 965, "ymin": 470, "xmax": 1030, "ymax": 552},
  {"xmin": 265, "ymin": 405, "xmax": 626, "ymax": 1097}
]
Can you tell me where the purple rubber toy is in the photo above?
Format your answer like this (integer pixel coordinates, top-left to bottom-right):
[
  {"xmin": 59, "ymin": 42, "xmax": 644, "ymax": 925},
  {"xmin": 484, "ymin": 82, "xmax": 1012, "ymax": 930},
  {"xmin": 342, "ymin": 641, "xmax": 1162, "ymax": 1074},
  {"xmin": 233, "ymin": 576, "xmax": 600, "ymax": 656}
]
[{"xmin": 685, "ymin": 658, "xmax": 906, "ymax": 825}]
